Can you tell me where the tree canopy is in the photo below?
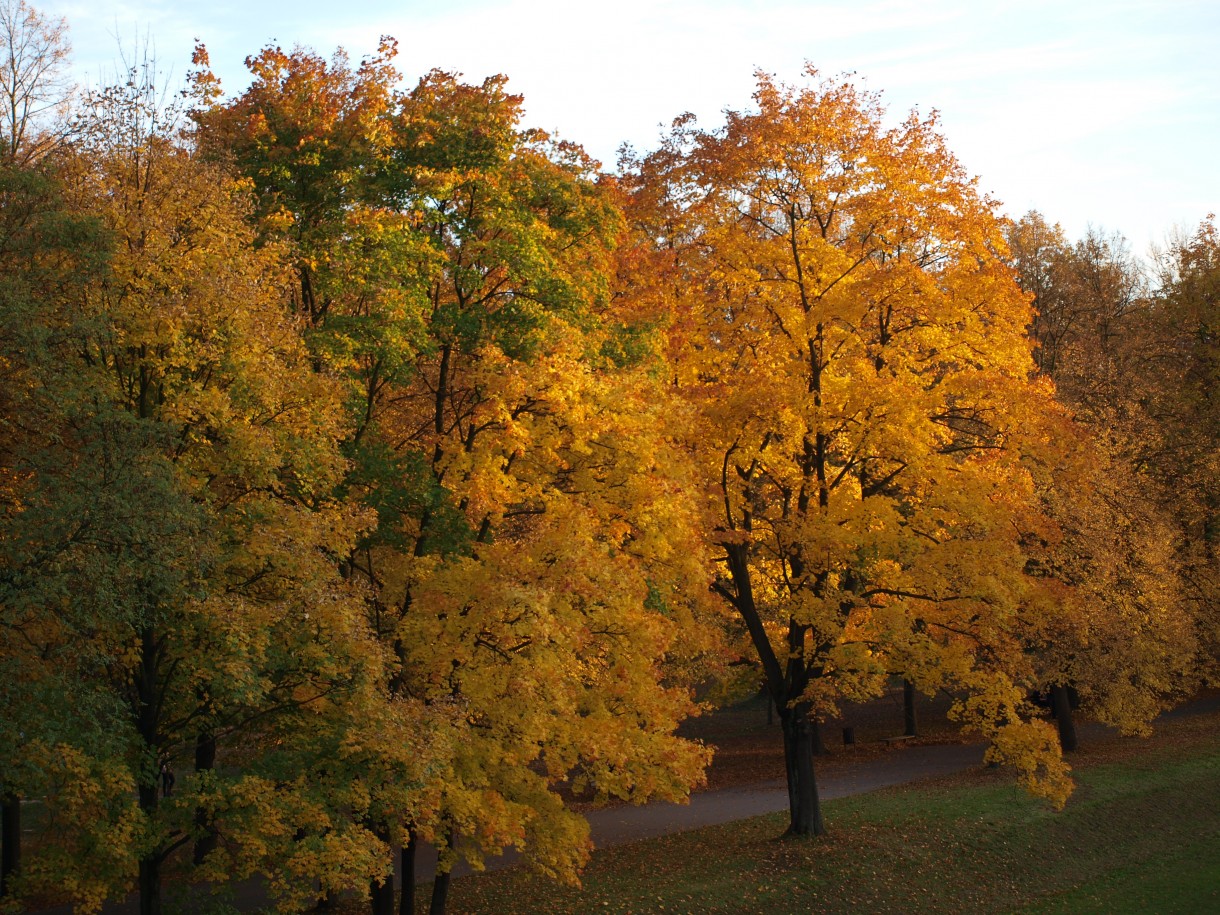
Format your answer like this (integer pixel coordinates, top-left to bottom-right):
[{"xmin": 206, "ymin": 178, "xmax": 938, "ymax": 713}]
[{"xmin": 0, "ymin": 12, "xmax": 1211, "ymax": 915}]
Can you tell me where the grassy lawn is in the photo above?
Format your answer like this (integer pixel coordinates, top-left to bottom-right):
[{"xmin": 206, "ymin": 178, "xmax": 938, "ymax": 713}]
[{"xmin": 412, "ymin": 709, "xmax": 1220, "ymax": 914}]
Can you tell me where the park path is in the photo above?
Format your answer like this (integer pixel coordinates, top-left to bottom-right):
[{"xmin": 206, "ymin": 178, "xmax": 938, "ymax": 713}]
[
  {"xmin": 406, "ymin": 740, "xmax": 986, "ymax": 883},
  {"xmin": 43, "ymin": 690, "xmax": 1220, "ymax": 912},
  {"xmin": 418, "ymin": 691, "xmax": 1220, "ymax": 878},
  {"xmin": 583, "ymin": 740, "xmax": 984, "ymax": 847},
  {"xmin": 44, "ymin": 739, "xmax": 985, "ymax": 914}
]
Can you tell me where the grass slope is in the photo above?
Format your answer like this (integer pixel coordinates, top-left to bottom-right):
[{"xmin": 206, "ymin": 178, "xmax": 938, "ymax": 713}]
[{"xmin": 425, "ymin": 709, "xmax": 1220, "ymax": 914}]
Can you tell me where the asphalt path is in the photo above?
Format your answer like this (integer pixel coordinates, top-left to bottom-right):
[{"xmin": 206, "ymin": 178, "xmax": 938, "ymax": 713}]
[
  {"xmin": 41, "ymin": 691, "xmax": 1220, "ymax": 911},
  {"xmin": 42, "ymin": 739, "xmax": 986, "ymax": 913},
  {"xmin": 408, "ymin": 740, "xmax": 988, "ymax": 884},
  {"xmin": 584, "ymin": 740, "xmax": 985, "ymax": 847}
]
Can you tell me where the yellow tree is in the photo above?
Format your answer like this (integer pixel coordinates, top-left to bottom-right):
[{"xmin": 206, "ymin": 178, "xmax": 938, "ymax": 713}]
[
  {"xmin": 625, "ymin": 68, "xmax": 1072, "ymax": 836},
  {"xmin": 367, "ymin": 71, "xmax": 715, "ymax": 914},
  {"xmin": 196, "ymin": 54, "xmax": 717, "ymax": 915}
]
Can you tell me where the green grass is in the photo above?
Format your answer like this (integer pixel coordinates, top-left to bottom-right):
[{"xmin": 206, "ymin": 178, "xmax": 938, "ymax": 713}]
[{"xmin": 424, "ymin": 712, "xmax": 1220, "ymax": 914}]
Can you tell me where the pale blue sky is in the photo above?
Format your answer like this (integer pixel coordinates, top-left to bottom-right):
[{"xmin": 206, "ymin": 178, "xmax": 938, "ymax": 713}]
[{"xmin": 39, "ymin": 0, "xmax": 1219, "ymax": 252}]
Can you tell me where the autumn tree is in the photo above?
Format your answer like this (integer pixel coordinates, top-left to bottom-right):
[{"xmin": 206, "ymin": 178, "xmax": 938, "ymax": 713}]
[
  {"xmin": 0, "ymin": 0, "xmax": 71, "ymax": 164},
  {"xmin": 378, "ymin": 73, "xmax": 714, "ymax": 914},
  {"xmin": 0, "ymin": 49, "xmax": 407, "ymax": 913},
  {"xmin": 1018, "ymin": 417, "xmax": 1196, "ymax": 751},
  {"xmin": 192, "ymin": 44, "xmax": 446, "ymax": 915},
  {"xmin": 194, "ymin": 49, "xmax": 717, "ymax": 915},
  {"xmin": 1007, "ymin": 214, "xmax": 1145, "ymax": 415},
  {"xmin": 1005, "ymin": 211, "xmax": 1073, "ymax": 376},
  {"xmin": 624, "ymin": 68, "xmax": 1073, "ymax": 837},
  {"xmin": 1007, "ymin": 212, "xmax": 1205, "ymax": 748},
  {"xmin": 1148, "ymin": 217, "xmax": 1220, "ymax": 675}
]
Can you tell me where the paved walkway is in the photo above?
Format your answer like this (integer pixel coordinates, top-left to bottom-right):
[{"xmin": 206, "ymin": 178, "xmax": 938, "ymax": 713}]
[
  {"xmin": 43, "ymin": 690, "xmax": 1220, "ymax": 911},
  {"xmin": 46, "ymin": 740, "xmax": 984, "ymax": 913},
  {"xmin": 585, "ymin": 740, "xmax": 983, "ymax": 847},
  {"xmin": 410, "ymin": 740, "xmax": 986, "ymax": 883},
  {"xmin": 436, "ymin": 691, "xmax": 1220, "ymax": 877}
]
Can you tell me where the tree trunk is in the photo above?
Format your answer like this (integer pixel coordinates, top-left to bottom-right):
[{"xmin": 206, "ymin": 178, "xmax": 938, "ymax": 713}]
[
  {"xmin": 138, "ymin": 859, "xmax": 161, "ymax": 915},
  {"xmin": 192, "ymin": 732, "xmax": 217, "ymax": 865},
  {"xmin": 428, "ymin": 869, "xmax": 450, "ymax": 915},
  {"xmin": 810, "ymin": 718, "xmax": 828, "ymax": 756},
  {"xmin": 399, "ymin": 832, "xmax": 416, "ymax": 915},
  {"xmin": 1051, "ymin": 683, "xmax": 1079, "ymax": 752},
  {"xmin": 366, "ymin": 821, "xmax": 395, "ymax": 915},
  {"xmin": 903, "ymin": 679, "xmax": 919, "ymax": 737},
  {"xmin": 130, "ymin": 619, "xmax": 180, "ymax": 915},
  {"xmin": 783, "ymin": 716, "xmax": 799, "ymax": 825},
  {"xmin": 428, "ymin": 826, "xmax": 455, "ymax": 915},
  {"xmin": 1, "ymin": 793, "xmax": 19, "ymax": 897},
  {"xmin": 720, "ymin": 543, "xmax": 823, "ymax": 837},
  {"xmin": 781, "ymin": 714, "xmax": 825, "ymax": 836},
  {"xmin": 138, "ymin": 783, "xmax": 162, "ymax": 915},
  {"xmin": 370, "ymin": 870, "xmax": 395, "ymax": 915},
  {"xmin": 136, "ymin": 623, "xmax": 164, "ymax": 915}
]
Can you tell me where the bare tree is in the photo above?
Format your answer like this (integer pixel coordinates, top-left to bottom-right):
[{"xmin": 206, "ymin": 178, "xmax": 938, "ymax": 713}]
[{"xmin": 0, "ymin": 0, "xmax": 72, "ymax": 165}]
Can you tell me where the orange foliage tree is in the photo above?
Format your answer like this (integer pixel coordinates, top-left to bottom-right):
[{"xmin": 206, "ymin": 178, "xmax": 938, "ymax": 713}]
[{"xmin": 622, "ymin": 68, "xmax": 1073, "ymax": 836}]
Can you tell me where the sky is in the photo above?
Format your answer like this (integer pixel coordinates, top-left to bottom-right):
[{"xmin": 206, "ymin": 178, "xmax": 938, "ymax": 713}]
[{"xmin": 36, "ymin": 0, "xmax": 1220, "ymax": 254}]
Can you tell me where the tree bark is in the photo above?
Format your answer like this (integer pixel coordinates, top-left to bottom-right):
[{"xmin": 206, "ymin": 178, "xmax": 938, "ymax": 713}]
[
  {"xmin": 721, "ymin": 542, "xmax": 832, "ymax": 837},
  {"xmin": 136, "ymin": 625, "xmax": 163, "ymax": 915},
  {"xmin": 192, "ymin": 731, "xmax": 217, "ymax": 865},
  {"xmin": 428, "ymin": 869, "xmax": 450, "ymax": 915},
  {"xmin": 399, "ymin": 832, "xmax": 416, "ymax": 915},
  {"xmin": 903, "ymin": 679, "xmax": 919, "ymax": 737},
  {"xmin": 428, "ymin": 827, "xmax": 455, "ymax": 915},
  {"xmin": 781, "ymin": 714, "xmax": 825, "ymax": 836},
  {"xmin": 1, "ymin": 793, "xmax": 19, "ymax": 897},
  {"xmin": 810, "ymin": 718, "xmax": 828, "ymax": 756},
  {"xmin": 783, "ymin": 716, "xmax": 799, "ymax": 825},
  {"xmin": 1051, "ymin": 683, "xmax": 1078, "ymax": 752},
  {"xmin": 370, "ymin": 870, "xmax": 395, "ymax": 915},
  {"xmin": 366, "ymin": 821, "xmax": 395, "ymax": 915},
  {"xmin": 138, "ymin": 785, "xmax": 162, "ymax": 915}
]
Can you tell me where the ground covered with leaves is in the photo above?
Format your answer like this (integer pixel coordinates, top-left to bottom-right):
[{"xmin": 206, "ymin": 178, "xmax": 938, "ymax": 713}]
[{"xmin": 414, "ymin": 703, "xmax": 1220, "ymax": 914}]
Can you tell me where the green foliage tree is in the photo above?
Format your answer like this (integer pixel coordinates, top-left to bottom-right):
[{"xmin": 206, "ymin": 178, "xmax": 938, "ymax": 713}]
[
  {"xmin": 1, "ymin": 53, "xmax": 399, "ymax": 913},
  {"xmin": 0, "ymin": 156, "xmax": 122, "ymax": 906}
]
